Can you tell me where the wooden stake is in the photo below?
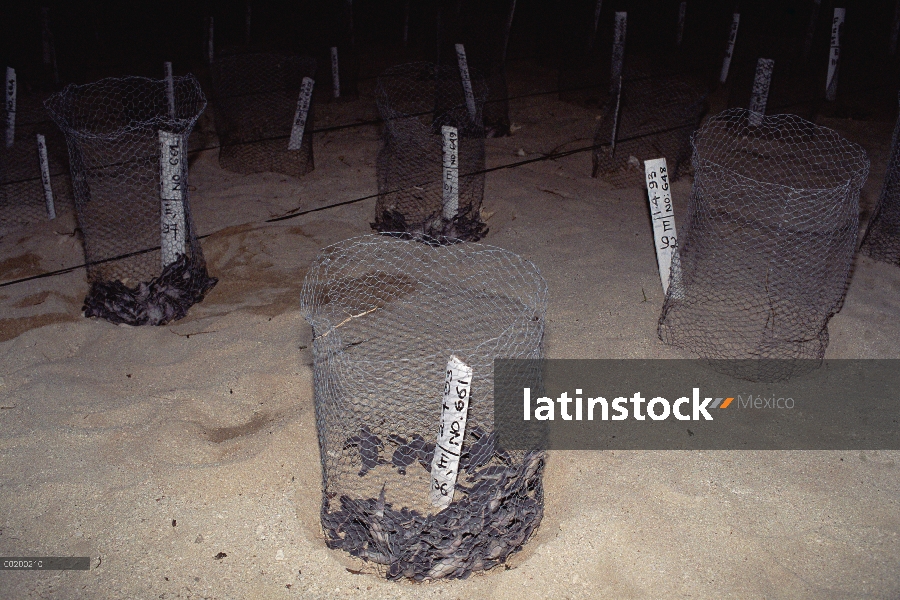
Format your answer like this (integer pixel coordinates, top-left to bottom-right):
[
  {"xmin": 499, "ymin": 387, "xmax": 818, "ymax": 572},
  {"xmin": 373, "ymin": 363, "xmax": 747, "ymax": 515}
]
[
  {"xmin": 720, "ymin": 13, "xmax": 740, "ymax": 84},
  {"xmin": 610, "ymin": 12, "xmax": 627, "ymax": 93},
  {"xmin": 37, "ymin": 134, "xmax": 56, "ymax": 219},
  {"xmin": 164, "ymin": 62, "xmax": 175, "ymax": 120},
  {"xmin": 826, "ymin": 8, "xmax": 845, "ymax": 102},
  {"xmin": 4, "ymin": 67, "xmax": 15, "ymax": 148},
  {"xmin": 288, "ymin": 77, "xmax": 315, "ymax": 150},
  {"xmin": 455, "ymin": 44, "xmax": 477, "ymax": 120},
  {"xmin": 442, "ymin": 125, "xmax": 460, "ymax": 220},
  {"xmin": 748, "ymin": 58, "xmax": 774, "ymax": 125}
]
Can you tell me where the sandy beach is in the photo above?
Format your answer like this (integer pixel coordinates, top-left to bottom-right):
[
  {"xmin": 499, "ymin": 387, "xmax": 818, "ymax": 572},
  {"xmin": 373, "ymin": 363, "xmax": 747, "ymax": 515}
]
[{"xmin": 1, "ymin": 54, "xmax": 899, "ymax": 599}]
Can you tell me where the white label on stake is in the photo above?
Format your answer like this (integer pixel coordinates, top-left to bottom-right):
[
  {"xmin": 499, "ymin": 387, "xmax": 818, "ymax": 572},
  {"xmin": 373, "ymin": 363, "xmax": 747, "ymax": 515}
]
[
  {"xmin": 430, "ymin": 355, "xmax": 472, "ymax": 509},
  {"xmin": 677, "ymin": 2, "xmax": 686, "ymax": 47},
  {"xmin": 288, "ymin": 77, "xmax": 315, "ymax": 150},
  {"xmin": 644, "ymin": 158, "xmax": 678, "ymax": 295},
  {"xmin": 330, "ymin": 47, "xmax": 340, "ymax": 99},
  {"xmin": 158, "ymin": 131, "xmax": 186, "ymax": 267},
  {"xmin": 610, "ymin": 11, "xmax": 627, "ymax": 91},
  {"xmin": 720, "ymin": 13, "xmax": 740, "ymax": 83},
  {"xmin": 164, "ymin": 62, "xmax": 175, "ymax": 119},
  {"xmin": 36, "ymin": 134, "xmax": 55, "ymax": 219},
  {"xmin": 5, "ymin": 67, "xmax": 15, "ymax": 148},
  {"xmin": 748, "ymin": 58, "xmax": 774, "ymax": 125},
  {"xmin": 826, "ymin": 8, "xmax": 845, "ymax": 101},
  {"xmin": 454, "ymin": 44, "xmax": 477, "ymax": 120},
  {"xmin": 441, "ymin": 125, "xmax": 459, "ymax": 220},
  {"xmin": 208, "ymin": 17, "xmax": 215, "ymax": 63}
]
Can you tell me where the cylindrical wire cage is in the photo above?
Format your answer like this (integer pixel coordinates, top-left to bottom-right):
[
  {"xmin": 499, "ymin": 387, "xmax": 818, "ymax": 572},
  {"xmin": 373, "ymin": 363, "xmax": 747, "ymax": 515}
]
[
  {"xmin": 211, "ymin": 53, "xmax": 317, "ymax": 178},
  {"xmin": 45, "ymin": 75, "xmax": 216, "ymax": 326},
  {"xmin": 373, "ymin": 62, "xmax": 489, "ymax": 241},
  {"xmin": 592, "ymin": 74, "xmax": 707, "ymax": 189},
  {"xmin": 299, "ymin": 234, "xmax": 548, "ymax": 580},
  {"xmin": 658, "ymin": 109, "xmax": 869, "ymax": 381},
  {"xmin": 860, "ymin": 94, "xmax": 900, "ymax": 266}
]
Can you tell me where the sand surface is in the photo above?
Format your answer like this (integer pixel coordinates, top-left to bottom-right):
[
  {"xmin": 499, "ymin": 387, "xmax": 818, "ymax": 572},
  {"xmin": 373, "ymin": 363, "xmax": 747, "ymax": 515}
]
[{"xmin": 1, "ymin": 59, "xmax": 899, "ymax": 599}]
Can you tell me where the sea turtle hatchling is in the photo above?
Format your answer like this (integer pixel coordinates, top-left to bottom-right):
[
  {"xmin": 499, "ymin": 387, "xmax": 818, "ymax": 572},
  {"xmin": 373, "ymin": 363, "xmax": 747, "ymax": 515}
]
[{"xmin": 344, "ymin": 426, "xmax": 387, "ymax": 476}]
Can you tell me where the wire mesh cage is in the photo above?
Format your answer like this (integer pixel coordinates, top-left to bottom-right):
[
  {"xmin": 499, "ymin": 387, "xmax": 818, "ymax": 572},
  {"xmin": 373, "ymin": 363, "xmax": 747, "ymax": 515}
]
[
  {"xmin": 299, "ymin": 234, "xmax": 548, "ymax": 580},
  {"xmin": 211, "ymin": 53, "xmax": 317, "ymax": 178},
  {"xmin": 1, "ymin": 88, "xmax": 73, "ymax": 231},
  {"xmin": 373, "ymin": 62, "xmax": 489, "ymax": 241},
  {"xmin": 45, "ymin": 75, "xmax": 216, "ymax": 326},
  {"xmin": 860, "ymin": 94, "xmax": 900, "ymax": 266},
  {"xmin": 592, "ymin": 74, "xmax": 707, "ymax": 189},
  {"xmin": 658, "ymin": 109, "xmax": 869, "ymax": 381}
]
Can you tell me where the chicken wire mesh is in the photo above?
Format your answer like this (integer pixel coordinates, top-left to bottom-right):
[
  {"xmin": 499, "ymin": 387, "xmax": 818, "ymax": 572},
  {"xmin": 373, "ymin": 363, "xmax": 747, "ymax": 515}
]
[
  {"xmin": 592, "ymin": 74, "xmax": 707, "ymax": 189},
  {"xmin": 211, "ymin": 53, "xmax": 316, "ymax": 178},
  {"xmin": 860, "ymin": 94, "xmax": 900, "ymax": 266},
  {"xmin": 373, "ymin": 62, "xmax": 489, "ymax": 241},
  {"xmin": 658, "ymin": 109, "xmax": 869, "ymax": 381},
  {"xmin": 1, "ymin": 89, "xmax": 73, "ymax": 231},
  {"xmin": 299, "ymin": 234, "xmax": 548, "ymax": 580},
  {"xmin": 45, "ymin": 75, "xmax": 216, "ymax": 326}
]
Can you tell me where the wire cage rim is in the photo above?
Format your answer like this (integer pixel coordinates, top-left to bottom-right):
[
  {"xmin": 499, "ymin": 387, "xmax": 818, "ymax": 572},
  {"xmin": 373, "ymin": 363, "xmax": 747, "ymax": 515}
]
[
  {"xmin": 299, "ymin": 234, "xmax": 549, "ymax": 361},
  {"xmin": 43, "ymin": 74, "xmax": 207, "ymax": 141},
  {"xmin": 690, "ymin": 108, "xmax": 870, "ymax": 194}
]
